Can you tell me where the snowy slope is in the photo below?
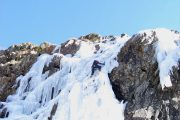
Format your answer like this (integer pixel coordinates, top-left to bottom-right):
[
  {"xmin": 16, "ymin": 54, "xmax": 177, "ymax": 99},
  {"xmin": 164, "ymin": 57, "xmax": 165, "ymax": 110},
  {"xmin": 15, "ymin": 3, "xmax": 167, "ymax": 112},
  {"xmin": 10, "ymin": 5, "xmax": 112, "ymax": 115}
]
[{"xmin": 0, "ymin": 35, "xmax": 129, "ymax": 120}]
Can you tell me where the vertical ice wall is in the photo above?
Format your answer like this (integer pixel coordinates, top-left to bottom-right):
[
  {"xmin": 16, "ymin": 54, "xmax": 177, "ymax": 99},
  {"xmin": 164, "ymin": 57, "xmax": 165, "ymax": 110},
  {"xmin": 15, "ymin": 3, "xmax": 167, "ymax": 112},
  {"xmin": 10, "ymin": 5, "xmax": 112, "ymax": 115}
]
[{"xmin": 1, "ymin": 35, "xmax": 129, "ymax": 120}]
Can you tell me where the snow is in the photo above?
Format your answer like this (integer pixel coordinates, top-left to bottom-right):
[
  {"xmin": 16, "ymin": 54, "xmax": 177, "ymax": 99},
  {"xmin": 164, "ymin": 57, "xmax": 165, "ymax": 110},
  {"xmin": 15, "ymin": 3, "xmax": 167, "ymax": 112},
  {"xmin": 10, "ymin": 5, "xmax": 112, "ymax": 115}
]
[
  {"xmin": 65, "ymin": 39, "xmax": 79, "ymax": 47},
  {"xmin": 1, "ymin": 35, "xmax": 129, "ymax": 120},
  {"xmin": 52, "ymin": 45, "xmax": 61, "ymax": 53},
  {"xmin": 1, "ymin": 28, "xmax": 179, "ymax": 120},
  {"xmin": 155, "ymin": 28, "xmax": 180, "ymax": 89},
  {"xmin": 139, "ymin": 28, "xmax": 180, "ymax": 89},
  {"xmin": 75, "ymin": 41, "xmax": 95, "ymax": 58},
  {"xmin": 30, "ymin": 51, "xmax": 37, "ymax": 54}
]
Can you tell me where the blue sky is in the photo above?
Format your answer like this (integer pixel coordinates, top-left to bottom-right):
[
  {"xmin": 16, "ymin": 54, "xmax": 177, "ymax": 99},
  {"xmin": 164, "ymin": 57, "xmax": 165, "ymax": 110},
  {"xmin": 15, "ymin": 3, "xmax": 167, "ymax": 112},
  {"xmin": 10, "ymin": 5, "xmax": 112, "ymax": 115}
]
[{"xmin": 0, "ymin": 0, "xmax": 180, "ymax": 48}]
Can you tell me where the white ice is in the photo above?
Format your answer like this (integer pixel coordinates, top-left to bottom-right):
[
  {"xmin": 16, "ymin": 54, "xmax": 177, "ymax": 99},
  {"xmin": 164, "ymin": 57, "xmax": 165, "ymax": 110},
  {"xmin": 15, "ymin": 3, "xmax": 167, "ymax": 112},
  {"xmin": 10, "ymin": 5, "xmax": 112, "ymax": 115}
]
[
  {"xmin": 139, "ymin": 28, "xmax": 180, "ymax": 89},
  {"xmin": 0, "ymin": 35, "xmax": 129, "ymax": 120},
  {"xmin": 2, "ymin": 28, "xmax": 179, "ymax": 120}
]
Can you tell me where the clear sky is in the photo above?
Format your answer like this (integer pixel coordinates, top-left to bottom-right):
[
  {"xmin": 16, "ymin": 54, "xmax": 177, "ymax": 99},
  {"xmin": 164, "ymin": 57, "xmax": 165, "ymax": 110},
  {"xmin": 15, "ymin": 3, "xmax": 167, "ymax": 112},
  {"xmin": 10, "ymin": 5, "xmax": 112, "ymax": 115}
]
[{"xmin": 0, "ymin": 0, "xmax": 180, "ymax": 48}]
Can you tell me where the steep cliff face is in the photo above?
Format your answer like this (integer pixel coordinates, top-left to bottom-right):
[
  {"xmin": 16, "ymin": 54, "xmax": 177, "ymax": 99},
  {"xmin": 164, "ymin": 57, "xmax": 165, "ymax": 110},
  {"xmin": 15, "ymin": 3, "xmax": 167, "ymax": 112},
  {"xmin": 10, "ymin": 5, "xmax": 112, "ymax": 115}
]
[
  {"xmin": 110, "ymin": 29, "xmax": 180, "ymax": 120},
  {"xmin": 0, "ymin": 29, "xmax": 180, "ymax": 120}
]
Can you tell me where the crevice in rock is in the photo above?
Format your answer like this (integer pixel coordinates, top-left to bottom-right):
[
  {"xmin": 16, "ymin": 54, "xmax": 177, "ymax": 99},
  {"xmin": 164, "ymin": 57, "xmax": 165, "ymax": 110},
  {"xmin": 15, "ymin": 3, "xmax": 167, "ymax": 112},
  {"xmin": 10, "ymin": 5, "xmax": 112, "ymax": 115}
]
[{"xmin": 48, "ymin": 103, "xmax": 58, "ymax": 120}]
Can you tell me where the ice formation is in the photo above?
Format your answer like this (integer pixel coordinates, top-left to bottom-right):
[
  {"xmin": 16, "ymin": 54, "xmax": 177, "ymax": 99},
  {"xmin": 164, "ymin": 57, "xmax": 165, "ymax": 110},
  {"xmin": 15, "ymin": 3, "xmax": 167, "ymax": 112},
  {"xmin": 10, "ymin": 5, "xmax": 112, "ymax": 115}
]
[
  {"xmin": 139, "ymin": 28, "xmax": 180, "ymax": 89},
  {"xmin": 1, "ymin": 28, "xmax": 180, "ymax": 120},
  {"xmin": 1, "ymin": 35, "xmax": 129, "ymax": 120}
]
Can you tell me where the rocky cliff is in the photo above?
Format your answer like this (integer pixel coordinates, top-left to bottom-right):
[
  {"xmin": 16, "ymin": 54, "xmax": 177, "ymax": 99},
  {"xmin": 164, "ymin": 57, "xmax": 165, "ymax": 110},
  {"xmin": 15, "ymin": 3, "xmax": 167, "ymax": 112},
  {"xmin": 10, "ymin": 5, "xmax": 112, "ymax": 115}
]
[
  {"xmin": 0, "ymin": 29, "xmax": 180, "ymax": 120},
  {"xmin": 0, "ymin": 43, "xmax": 55, "ymax": 102},
  {"xmin": 109, "ymin": 30, "xmax": 180, "ymax": 120}
]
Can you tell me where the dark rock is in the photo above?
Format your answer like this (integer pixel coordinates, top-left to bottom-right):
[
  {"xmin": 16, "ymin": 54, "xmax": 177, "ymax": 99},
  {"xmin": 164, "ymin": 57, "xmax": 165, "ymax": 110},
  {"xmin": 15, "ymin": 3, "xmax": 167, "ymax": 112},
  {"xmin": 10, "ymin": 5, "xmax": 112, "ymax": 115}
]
[
  {"xmin": 121, "ymin": 33, "xmax": 126, "ymax": 37},
  {"xmin": 79, "ymin": 33, "xmax": 101, "ymax": 42},
  {"xmin": 34, "ymin": 42, "xmax": 56, "ymax": 55},
  {"xmin": 94, "ymin": 44, "xmax": 100, "ymax": 53},
  {"xmin": 39, "ymin": 42, "xmax": 56, "ymax": 54},
  {"xmin": 43, "ymin": 55, "xmax": 62, "ymax": 77},
  {"xmin": 0, "ymin": 107, "xmax": 8, "ymax": 118},
  {"xmin": 109, "ymin": 33, "xmax": 180, "ymax": 120},
  {"xmin": 0, "ymin": 43, "xmax": 54, "ymax": 102},
  {"xmin": 102, "ymin": 35, "xmax": 116, "ymax": 41},
  {"xmin": 60, "ymin": 39, "xmax": 80, "ymax": 56},
  {"xmin": 48, "ymin": 103, "xmax": 58, "ymax": 120}
]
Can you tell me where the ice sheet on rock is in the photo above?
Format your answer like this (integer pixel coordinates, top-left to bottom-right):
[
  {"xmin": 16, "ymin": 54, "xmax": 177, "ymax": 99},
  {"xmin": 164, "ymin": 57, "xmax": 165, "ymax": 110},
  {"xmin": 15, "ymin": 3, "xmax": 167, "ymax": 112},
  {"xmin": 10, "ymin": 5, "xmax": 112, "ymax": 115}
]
[
  {"xmin": 155, "ymin": 28, "xmax": 180, "ymax": 89},
  {"xmin": 1, "ymin": 35, "xmax": 130, "ymax": 120},
  {"xmin": 139, "ymin": 28, "xmax": 180, "ymax": 89},
  {"xmin": 52, "ymin": 45, "xmax": 61, "ymax": 53}
]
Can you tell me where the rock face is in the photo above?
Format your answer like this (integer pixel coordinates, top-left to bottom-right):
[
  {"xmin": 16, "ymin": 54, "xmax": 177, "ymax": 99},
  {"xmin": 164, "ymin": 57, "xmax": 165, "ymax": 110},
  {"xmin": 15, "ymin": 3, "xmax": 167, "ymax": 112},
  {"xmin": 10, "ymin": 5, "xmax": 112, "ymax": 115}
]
[
  {"xmin": 43, "ymin": 55, "xmax": 62, "ymax": 77},
  {"xmin": 79, "ymin": 33, "xmax": 101, "ymax": 42},
  {"xmin": 0, "ymin": 30, "xmax": 180, "ymax": 120},
  {"xmin": 0, "ymin": 43, "xmax": 55, "ymax": 102},
  {"xmin": 109, "ymin": 32, "xmax": 180, "ymax": 120},
  {"xmin": 59, "ymin": 39, "xmax": 80, "ymax": 56},
  {"xmin": 0, "ymin": 39, "xmax": 83, "ymax": 102}
]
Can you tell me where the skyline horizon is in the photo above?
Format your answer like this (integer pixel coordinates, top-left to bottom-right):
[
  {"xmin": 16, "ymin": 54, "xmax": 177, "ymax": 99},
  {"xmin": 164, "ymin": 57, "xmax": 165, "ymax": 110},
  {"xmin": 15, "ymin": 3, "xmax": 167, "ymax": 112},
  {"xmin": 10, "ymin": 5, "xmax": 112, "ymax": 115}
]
[
  {"xmin": 1, "ymin": 0, "xmax": 180, "ymax": 48},
  {"xmin": 1, "ymin": 27, "xmax": 179, "ymax": 49},
  {"xmin": 1, "ymin": 27, "xmax": 180, "ymax": 49}
]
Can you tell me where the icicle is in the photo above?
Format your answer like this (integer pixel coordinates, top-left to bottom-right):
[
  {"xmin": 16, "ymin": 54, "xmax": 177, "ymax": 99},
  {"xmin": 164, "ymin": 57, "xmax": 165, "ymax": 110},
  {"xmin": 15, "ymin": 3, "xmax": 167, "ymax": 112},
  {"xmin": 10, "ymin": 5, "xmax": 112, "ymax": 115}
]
[{"xmin": 2, "ymin": 35, "xmax": 130, "ymax": 120}]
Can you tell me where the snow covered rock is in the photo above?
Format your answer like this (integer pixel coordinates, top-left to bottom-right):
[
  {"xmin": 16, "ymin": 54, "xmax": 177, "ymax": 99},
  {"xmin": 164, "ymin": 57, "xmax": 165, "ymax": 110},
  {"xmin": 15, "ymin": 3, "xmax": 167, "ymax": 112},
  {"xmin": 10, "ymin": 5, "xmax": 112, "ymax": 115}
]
[
  {"xmin": 0, "ymin": 28, "xmax": 180, "ymax": 120},
  {"xmin": 38, "ymin": 42, "xmax": 56, "ymax": 54},
  {"xmin": 0, "ymin": 34, "xmax": 128, "ymax": 120},
  {"xmin": 79, "ymin": 33, "xmax": 101, "ymax": 42},
  {"xmin": 43, "ymin": 55, "xmax": 62, "ymax": 77},
  {"xmin": 58, "ymin": 39, "xmax": 80, "ymax": 56},
  {"xmin": 110, "ymin": 28, "xmax": 180, "ymax": 120},
  {"xmin": 0, "ymin": 43, "xmax": 55, "ymax": 102}
]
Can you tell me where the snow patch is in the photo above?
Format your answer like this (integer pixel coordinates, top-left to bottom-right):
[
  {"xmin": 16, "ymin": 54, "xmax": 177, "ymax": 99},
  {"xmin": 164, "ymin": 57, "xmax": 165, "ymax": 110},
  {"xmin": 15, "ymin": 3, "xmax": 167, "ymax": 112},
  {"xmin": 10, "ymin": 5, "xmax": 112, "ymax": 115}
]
[
  {"xmin": 155, "ymin": 28, "xmax": 180, "ymax": 89},
  {"xmin": 139, "ymin": 28, "xmax": 180, "ymax": 89}
]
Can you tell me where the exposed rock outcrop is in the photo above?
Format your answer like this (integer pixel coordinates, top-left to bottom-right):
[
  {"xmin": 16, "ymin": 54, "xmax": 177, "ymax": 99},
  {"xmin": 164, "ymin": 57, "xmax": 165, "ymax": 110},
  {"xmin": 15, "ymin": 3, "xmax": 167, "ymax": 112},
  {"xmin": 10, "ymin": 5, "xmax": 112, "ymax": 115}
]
[
  {"xmin": 59, "ymin": 39, "xmax": 80, "ymax": 56},
  {"xmin": 79, "ymin": 33, "xmax": 101, "ymax": 42},
  {"xmin": 0, "ymin": 43, "xmax": 55, "ymax": 101},
  {"xmin": 43, "ymin": 55, "xmax": 62, "ymax": 77},
  {"xmin": 109, "ymin": 31, "xmax": 180, "ymax": 120}
]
